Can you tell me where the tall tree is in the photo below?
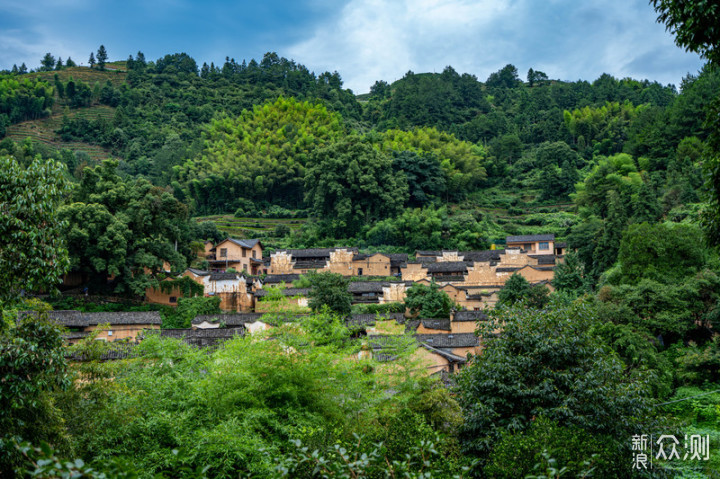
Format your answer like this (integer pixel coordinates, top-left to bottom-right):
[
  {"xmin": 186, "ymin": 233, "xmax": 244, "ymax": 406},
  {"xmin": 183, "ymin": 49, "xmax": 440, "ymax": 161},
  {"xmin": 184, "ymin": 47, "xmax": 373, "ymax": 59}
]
[
  {"xmin": 306, "ymin": 272, "xmax": 352, "ymax": 316},
  {"xmin": 96, "ymin": 45, "xmax": 108, "ymax": 70},
  {"xmin": 593, "ymin": 190, "xmax": 628, "ymax": 277},
  {"xmin": 304, "ymin": 136, "xmax": 408, "ymax": 237},
  {"xmin": 404, "ymin": 282, "xmax": 454, "ymax": 318},
  {"xmin": 88, "ymin": 51, "xmax": 96, "ymax": 69},
  {"xmin": 0, "ymin": 156, "xmax": 71, "ymax": 299},
  {"xmin": 456, "ymin": 299, "xmax": 649, "ymax": 475},
  {"xmin": 40, "ymin": 52, "xmax": 56, "ymax": 71},
  {"xmin": 59, "ymin": 160, "xmax": 193, "ymax": 296},
  {"xmin": 65, "ymin": 56, "xmax": 76, "ymax": 67}
]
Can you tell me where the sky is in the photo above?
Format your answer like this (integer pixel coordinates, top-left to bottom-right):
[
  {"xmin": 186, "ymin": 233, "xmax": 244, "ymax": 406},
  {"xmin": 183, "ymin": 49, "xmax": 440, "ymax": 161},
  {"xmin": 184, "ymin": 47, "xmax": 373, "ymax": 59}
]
[{"xmin": 0, "ymin": 0, "xmax": 704, "ymax": 93}]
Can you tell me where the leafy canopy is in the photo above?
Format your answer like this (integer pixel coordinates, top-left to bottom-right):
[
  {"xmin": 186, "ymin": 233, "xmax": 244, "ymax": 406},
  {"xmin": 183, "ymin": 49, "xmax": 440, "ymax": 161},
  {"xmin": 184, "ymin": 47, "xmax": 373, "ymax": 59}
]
[{"xmin": 0, "ymin": 156, "xmax": 71, "ymax": 299}]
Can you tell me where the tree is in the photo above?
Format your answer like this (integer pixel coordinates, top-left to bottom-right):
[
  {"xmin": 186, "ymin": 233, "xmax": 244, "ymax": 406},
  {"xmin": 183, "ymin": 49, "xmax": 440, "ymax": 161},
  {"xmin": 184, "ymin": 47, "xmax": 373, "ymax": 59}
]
[
  {"xmin": 96, "ymin": 45, "xmax": 108, "ymax": 70},
  {"xmin": 552, "ymin": 252, "xmax": 587, "ymax": 295},
  {"xmin": 55, "ymin": 57, "xmax": 63, "ymax": 70},
  {"xmin": 497, "ymin": 273, "xmax": 531, "ymax": 306},
  {"xmin": 306, "ymin": 272, "xmax": 352, "ymax": 316},
  {"xmin": 40, "ymin": 53, "xmax": 56, "ymax": 71},
  {"xmin": 651, "ymin": 0, "xmax": 720, "ymax": 63},
  {"xmin": 0, "ymin": 156, "xmax": 71, "ymax": 299},
  {"xmin": 404, "ymin": 282, "xmax": 454, "ymax": 318},
  {"xmin": 632, "ymin": 177, "xmax": 661, "ymax": 223},
  {"xmin": 455, "ymin": 299, "xmax": 649, "ymax": 472},
  {"xmin": 592, "ymin": 190, "xmax": 628, "ymax": 277},
  {"xmin": 527, "ymin": 68, "xmax": 549, "ymax": 87},
  {"xmin": 616, "ymin": 222, "xmax": 706, "ymax": 284},
  {"xmin": 58, "ymin": 160, "xmax": 193, "ymax": 296},
  {"xmin": 304, "ymin": 137, "xmax": 408, "ymax": 237},
  {"xmin": 0, "ymin": 306, "xmax": 71, "ymax": 473},
  {"xmin": 88, "ymin": 52, "xmax": 96, "ymax": 69},
  {"xmin": 65, "ymin": 57, "xmax": 76, "ymax": 67},
  {"xmin": 391, "ymin": 150, "xmax": 446, "ymax": 206},
  {"xmin": 485, "ymin": 64, "xmax": 520, "ymax": 89}
]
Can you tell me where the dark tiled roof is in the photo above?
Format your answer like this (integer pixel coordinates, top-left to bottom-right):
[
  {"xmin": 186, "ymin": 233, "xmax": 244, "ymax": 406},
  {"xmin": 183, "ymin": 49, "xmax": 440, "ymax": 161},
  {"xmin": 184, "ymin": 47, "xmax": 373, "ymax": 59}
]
[
  {"xmin": 19, "ymin": 310, "xmax": 89, "ymax": 327},
  {"xmin": 453, "ymin": 310, "xmax": 489, "ymax": 322},
  {"xmin": 161, "ymin": 327, "xmax": 245, "ymax": 339},
  {"xmin": 187, "ymin": 267, "xmax": 210, "ymax": 276},
  {"xmin": 506, "ymin": 234, "xmax": 555, "ymax": 243},
  {"xmin": 531, "ymin": 266, "xmax": 556, "ymax": 271},
  {"xmin": 352, "ymin": 253, "xmax": 389, "ymax": 261},
  {"xmin": 386, "ymin": 253, "xmax": 409, "ymax": 265},
  {"xmin": 420, "ymin": 318, "xmax": 451, "ymax": 331},
  {"xmin": 209, "ymin": 272, "xmax": 240, "ymax": 281},
  {"xmin": 415, "ymin": 333, "xmax": 479, "ymax": 348},
  {"xmin": 420, "ymin": 343, "xmax": 468, "ymax": 363},
  {"xmin": 228, "ymin": 238, "xmax": 261, "ymax": 249},
  {"xmin": 415, "ymin": 250, "xmax": 442, "ymax": 256},
  {"xmin": 262, "ymin": 274, "xmax": 301, "ymax": 284},
  {"xmin": 555, "ymin": 242, "xmax": 567, "ymax": 248},
  {"xmin": 529, "ymin": 255, "xmax": 556, "ymax": 265},
  {"xmin": 192, "ymin": 313, "xmax": 265, "ymax": 325},
  {"xmin": 348, "ymin": 281, "xmax": 390, "ymax": 293},
  {"xmin": 255, "ymin": 288, "xmax": 310, "ymax": 297},
  {"xmin": 426, "ymin": 261, "xmax": 467, "ymax": 273},
  {"xmin": 293, "ymin": 260, "xmax": 327, "ymax": 269},
  {"xmin": 278, "ymin": 247, "xmax": 358, "ymax": 258},
  {"xmin": 84, "ymin": 311, "xmax": 162, "ymax": 325},
  {"xmin": 415, "ymin": 256, "xmax": 437, "ymax": 264},
  {"xmin": 460, "ymin": 250, "xmax": 504, "ymax": 262},
  {"xmin": 496, "ymin": 267, "xmax": 520, "ymax": 273},
  {"xmin": 347, "ymin": 313, "xmax": 405, "ymax": 326}
]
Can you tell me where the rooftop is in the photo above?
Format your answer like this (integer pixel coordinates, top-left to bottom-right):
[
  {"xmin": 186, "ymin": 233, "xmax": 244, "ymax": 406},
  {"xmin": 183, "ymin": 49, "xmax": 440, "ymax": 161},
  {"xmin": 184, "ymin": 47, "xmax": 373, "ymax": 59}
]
[{"xmin": 506, "ymin": 234, "xmax": 555, "ymax": 243}]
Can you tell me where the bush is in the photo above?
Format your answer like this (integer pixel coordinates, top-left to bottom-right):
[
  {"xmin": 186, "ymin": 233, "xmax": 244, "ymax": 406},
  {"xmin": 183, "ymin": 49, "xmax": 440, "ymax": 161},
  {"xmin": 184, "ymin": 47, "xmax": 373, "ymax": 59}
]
[{"xmin": 484, "ymin": 417, "xmax": 624, "ymax": 478}]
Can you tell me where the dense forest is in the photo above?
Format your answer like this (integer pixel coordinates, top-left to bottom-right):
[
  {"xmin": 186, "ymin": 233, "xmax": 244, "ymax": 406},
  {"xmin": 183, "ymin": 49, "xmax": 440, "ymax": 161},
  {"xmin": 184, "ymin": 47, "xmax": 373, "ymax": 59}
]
[{"xmin": 3, "ymin": 3, "xmax": 720, "ymax": 474}]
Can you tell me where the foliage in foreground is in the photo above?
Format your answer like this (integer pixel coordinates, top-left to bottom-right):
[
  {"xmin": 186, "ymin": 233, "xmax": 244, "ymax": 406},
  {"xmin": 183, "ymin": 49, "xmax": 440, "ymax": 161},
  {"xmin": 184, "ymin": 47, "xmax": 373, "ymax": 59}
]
[{"xmin": 456, "ymin": 298, "xmax": 651, "ymax": 476}]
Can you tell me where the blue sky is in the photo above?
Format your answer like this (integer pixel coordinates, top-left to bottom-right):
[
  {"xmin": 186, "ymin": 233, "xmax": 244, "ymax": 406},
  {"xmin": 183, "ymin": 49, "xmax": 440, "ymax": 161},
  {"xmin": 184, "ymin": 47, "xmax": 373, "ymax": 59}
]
[{"xmin": 0, "ymin": 0, "xmax": 704, "ymax": 93}]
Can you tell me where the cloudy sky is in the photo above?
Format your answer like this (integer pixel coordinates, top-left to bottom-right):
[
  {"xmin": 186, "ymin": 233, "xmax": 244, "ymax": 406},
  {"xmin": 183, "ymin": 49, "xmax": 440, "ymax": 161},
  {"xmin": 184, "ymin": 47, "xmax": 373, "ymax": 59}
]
[{"xmin": 0, "ymin": 0, "xmax": 704, "ymax": 93}]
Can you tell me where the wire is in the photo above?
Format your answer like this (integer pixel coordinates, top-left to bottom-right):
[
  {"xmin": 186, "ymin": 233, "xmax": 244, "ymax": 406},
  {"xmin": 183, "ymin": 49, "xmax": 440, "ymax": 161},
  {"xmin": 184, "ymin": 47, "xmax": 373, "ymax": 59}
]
[{"xmin": 656, "ymin": 389, "xmax": 720, "ymax": 406}]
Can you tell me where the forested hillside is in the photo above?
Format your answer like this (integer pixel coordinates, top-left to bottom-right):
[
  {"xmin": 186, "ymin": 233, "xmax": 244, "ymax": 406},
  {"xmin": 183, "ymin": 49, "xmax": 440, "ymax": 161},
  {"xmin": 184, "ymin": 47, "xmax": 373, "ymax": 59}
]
[
  {"xmin": 2, "ymin": 50, "xmax": 715, "ymax": 258},
  {"xmin": 3, "ymin": 24, "xmax": 720, "ymax": 475}
]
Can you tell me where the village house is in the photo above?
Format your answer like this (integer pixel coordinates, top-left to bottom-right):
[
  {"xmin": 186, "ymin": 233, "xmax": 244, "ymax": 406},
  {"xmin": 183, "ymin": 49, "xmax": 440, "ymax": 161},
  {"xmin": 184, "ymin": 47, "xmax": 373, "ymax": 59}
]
[
  {"xmin": 505, "ymin": 234, "xmax": 555, "ymax": 255},
  {"xmin": 20, "ymin": 310, "xmax": 162, "ymax": 344},
  {"xmin": 206, "ymin": 238, "xmax": 264, "ymax": 274}
]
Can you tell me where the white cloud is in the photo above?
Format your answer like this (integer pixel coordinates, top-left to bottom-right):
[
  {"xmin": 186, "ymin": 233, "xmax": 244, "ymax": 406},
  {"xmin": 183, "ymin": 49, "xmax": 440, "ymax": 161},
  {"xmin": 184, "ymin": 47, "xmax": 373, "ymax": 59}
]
[{"xmin": 287, "ymin": 0, "xmax": 703, "ymax": 93}]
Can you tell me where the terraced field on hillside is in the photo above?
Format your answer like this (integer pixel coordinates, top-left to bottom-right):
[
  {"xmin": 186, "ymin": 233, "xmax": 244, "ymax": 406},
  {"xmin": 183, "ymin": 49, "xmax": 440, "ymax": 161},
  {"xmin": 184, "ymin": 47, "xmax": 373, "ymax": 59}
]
[
  {"xmin": 195, "ymin": 215, "xmax": 308, "ymax": 239},
  {"xmin": 28, "ymin": 64, "xmax": 127, "ymax": 88},
  {"xmin": 6, "ymin": 105, "xmax": 115, "ymax": 160}
]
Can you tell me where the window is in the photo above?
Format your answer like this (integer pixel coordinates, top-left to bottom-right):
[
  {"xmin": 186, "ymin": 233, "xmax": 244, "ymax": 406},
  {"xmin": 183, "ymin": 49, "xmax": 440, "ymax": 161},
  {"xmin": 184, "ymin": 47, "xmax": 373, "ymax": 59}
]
[
  {"xmin": 242, "ymin": 249, "xmax": 247, "ymax": 258},
  {"xmin": 539, "ymin": 242, "xmax": 549, "ymax": 250},
  {"xmin": 251, "ymin": 250, "xmax": 256, "ymax": 259},
  {"xmin": 108, "ymin": 330, "xmax": 113, "ymax": 336},
  {"xmin": 220, "ymin": 248, "xmax": 227, "ymax": 258},
  {"xmin": 169, "ymin": 296, "xmax": 177, "ymax": 303},
  {"xmin": 358, "ymin": 268, "xmax": 363, "ymax": 276}
]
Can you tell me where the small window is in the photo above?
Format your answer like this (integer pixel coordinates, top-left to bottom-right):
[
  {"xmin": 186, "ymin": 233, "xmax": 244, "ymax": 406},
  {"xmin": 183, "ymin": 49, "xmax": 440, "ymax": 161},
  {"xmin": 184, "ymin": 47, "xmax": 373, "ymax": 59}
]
[
  {"xmin": 108, "ymin": 330, "xmax": 113, "ymax": 336},
  {"xmin": 539, "ymin": 242, "xmax": 549, "ymax": 250},
  {"xmin": 242, "ymin": 249, "xmax": 247, "ymax": 258},
  {"xmin": 358, "ymin": 268, "xmax": 363, "ymax": 276},
  {"xmin": 169, "ymin": 296, "xmax": 177, "ymax": 303},
  {"xmin": 220, "ymin": 248, "xmax": 227, "ymax": 258}
]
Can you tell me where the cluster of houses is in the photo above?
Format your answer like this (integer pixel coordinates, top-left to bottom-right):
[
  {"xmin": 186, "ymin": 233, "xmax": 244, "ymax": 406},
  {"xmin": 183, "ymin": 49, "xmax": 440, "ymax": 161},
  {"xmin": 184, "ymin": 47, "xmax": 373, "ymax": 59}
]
[
  {"xmin": 147, "ymin": 234, "xmax": 564, "ymax": 313},
  {"xmin": 36, "ymin": 234, "xmax": 564, "ymax": 375}
]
